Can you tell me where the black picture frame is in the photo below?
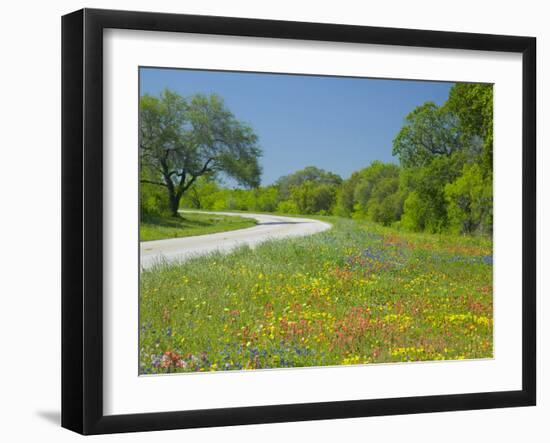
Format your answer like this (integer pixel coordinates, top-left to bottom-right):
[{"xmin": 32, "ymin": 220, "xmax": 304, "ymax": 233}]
[{"xmin": 61, "ymin": 8, "xmax": 536, "ymax": 435}]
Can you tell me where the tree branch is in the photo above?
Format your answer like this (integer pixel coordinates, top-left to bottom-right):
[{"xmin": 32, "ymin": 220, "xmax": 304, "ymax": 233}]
[
  {"xmin": 140, "ymin": 179, "xmax": 167, "ymax": 187},
  {"xmin": 180, "ymin": 175, "xmax": 198, "ymax": 194},
  {"xmin": 199, "ymin": 158, "xmax": 214, "ymax": 174},
  {"xmin": 174, "ymin": 158, "xmax": 214, "ymax": 197}
]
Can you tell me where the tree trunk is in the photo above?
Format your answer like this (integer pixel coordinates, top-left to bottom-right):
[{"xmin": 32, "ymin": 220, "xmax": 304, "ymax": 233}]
[{"xmin": 168, "ymin": 192, "xmax": 181, "ymax": 217}]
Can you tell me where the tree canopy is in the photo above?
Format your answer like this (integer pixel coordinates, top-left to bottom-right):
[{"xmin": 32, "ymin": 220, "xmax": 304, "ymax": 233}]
[
  {"xmin": 392, "ymin": 102, "xmax": 464, "ymax": 168},
  {"xmin": 140, "ymin": 89, "xmax": 262, "ymax": 216}
]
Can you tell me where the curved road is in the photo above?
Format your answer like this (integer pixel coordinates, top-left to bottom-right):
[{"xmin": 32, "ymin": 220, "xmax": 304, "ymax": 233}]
[{"xmin": 140, "ymin": 211, "xmax": 332, "ymax": 269}]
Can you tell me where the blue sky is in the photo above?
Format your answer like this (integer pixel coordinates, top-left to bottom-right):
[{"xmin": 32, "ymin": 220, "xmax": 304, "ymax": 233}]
[{"xmin": 140, "ymin": 67, "xmax": 453, "ymax": 185}]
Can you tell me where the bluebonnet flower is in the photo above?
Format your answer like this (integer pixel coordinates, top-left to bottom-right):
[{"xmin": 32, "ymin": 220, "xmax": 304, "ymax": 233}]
[
  {"xmin": 151, "ymin": 354, "xmax": 162, "ymax": 368},
  {"xmin": 481, "ymin": 255, "xmax": 493, "ymax": 265}
]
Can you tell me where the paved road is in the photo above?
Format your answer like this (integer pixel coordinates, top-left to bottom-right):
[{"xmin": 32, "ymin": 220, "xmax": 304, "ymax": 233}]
[{"xmin": 140, "ymin": 211, "xmax": 332, "ymax": 269}]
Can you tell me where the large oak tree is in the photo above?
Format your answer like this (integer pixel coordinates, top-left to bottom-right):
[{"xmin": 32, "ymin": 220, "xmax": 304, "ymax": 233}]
[{"xmin": 139, "ymin": 89, "xmax": 262, "ymax": 216}]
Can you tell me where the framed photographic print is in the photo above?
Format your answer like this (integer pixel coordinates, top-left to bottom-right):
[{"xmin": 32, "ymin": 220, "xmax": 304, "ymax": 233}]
[{"xmin": 61, "ymin": 8, "xmax": 536, "ymax": 435}]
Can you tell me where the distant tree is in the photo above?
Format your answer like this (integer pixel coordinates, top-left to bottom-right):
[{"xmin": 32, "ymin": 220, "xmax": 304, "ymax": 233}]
[
  {"xmin": 334, "ymin": 172, "xmax": 360, "ymax": 216},
  {"xmin": 365, "ymin": 176, "xmax": 404, "ymax": 225},
  {"xmin": 334, "ymin": 161, "xmax": 403, "ymax": 224},
  {"xmin": 140, "ymin": 89, "xmax": 262, "ymax": 216},
  {"xmin": 353, "ymin": 162, "xmax": 400, "ymax": 210},
  {"xmin": 252, "ymin": 186, "xmax": 280, "ymax": 212},
  {"xmin": 276, "ymin": 166, "xmax": 342, "ymax": 200},
  {"xmin": 288, "ymin": 181, "xmax": 338, "ymax": 214},
  {"xmin": 399, "ymin": 155, "xmax": 463, "ymax": 232}
]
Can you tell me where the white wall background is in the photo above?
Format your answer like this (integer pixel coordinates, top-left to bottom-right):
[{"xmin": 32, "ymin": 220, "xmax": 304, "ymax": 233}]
[{"xmin": 0, "ymin": 0, "xmax": 546, "ymax": 441}]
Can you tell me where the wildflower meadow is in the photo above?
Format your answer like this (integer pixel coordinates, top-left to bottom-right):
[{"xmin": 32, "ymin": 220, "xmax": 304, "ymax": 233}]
[{"xmin": 139, "ymin": 216, "xmax": 493, "ymax": 374}]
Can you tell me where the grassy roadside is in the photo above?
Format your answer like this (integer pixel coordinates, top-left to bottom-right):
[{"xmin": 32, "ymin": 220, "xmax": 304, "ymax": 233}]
[
  {"xmin": 140, "ymin": 215, "xmax": 493, "ymax": 374},
  {"xmin": 140, "ymin": 212, "xmax": 257, "ymax": 242}
]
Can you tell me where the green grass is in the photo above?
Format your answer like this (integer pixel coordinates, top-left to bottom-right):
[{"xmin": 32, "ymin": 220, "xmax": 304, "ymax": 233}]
[
  {"xmin": 140, "ymin": 212, "xmax": 257, "ymax": 242},
  {"xmin": 139, "ymin": 215, "xmax": 493, "ymax": 374}
]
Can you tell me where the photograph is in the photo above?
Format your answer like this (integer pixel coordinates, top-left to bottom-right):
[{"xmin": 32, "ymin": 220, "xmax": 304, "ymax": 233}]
[{"xmin": 138, "ymin": 68, "xmax": 494, "ymax": 374}]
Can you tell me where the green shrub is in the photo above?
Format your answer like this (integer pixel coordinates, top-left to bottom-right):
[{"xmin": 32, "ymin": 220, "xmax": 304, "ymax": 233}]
[{"xmin": 140, "ymin": 184, "xmax": 170, "ymax": 217}]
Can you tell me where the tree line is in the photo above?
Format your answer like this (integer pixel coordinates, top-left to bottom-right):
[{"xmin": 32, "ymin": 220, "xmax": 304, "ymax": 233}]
[{"xmin": 140, "ymin": 83, "xmax": 493, "ymax": 235}]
